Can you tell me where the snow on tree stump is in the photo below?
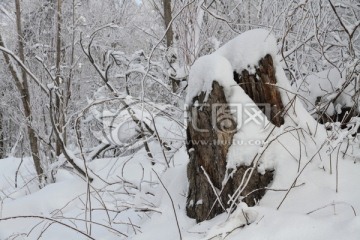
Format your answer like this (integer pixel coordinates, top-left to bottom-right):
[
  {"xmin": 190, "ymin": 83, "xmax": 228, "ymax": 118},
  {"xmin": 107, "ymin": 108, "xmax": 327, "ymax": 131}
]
[
  {"xmin": 186, "ymin": 81, "xmax": 236, "ymax": 222},
  {"xmin": 234, "ymin": 54, "xmax": 284, "ymax": 126},
  {"xmin": 186, "ymin": 54, "xmax": 283, "ymax": 222}
]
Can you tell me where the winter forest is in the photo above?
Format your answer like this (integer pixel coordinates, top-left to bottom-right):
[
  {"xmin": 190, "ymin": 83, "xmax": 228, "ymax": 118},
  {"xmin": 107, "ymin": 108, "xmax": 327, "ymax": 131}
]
[{"xmin": 0, "ymin": 0, "xmax": 359, "ymax": 239}]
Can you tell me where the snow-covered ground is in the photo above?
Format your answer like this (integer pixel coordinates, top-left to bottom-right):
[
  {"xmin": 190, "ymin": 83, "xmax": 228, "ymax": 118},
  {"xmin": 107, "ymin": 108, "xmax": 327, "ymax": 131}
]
[
  {"xmin": 0, "ymin": 142, "xmax": 359, "ymax": 239},
  {"xmin": 0, "ymin": 29, "xmax": 359, "ymax": 239}
]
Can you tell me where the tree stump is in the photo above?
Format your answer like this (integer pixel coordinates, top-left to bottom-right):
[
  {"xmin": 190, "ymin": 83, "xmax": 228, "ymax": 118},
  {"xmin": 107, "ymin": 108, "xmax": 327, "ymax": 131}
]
[
  {"xmin": 186, "ymin": 54, "xmax": 283, "ymax": 222},
  {"xmin": 186, "ymin": 81, "xmax": 236, "ymax": 222}
]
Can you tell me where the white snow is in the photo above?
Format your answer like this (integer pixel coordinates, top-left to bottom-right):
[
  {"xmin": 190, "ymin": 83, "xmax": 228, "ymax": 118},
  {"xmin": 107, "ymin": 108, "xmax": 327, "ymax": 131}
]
[
  {"xmin": 187, "ymin": 28, "xmax": 327, "ymax": 170},
  {"xmin": 1, "ymin": 138, "xmax": 359, "ymax": 239},
  {"xmin": 174, "ymin": 28, "xmax": 359, "ymax": 240},
  {"xmin": 185, "ymin": 54, "xmax": 234, "ymax": 104},
  {"xmin": 215, "ymin": 29, "xmax": 278, "ymax": 74},
  {"xmin": 186, "ymin": 29, "xmax": 279, "ymax": 105},
  {"xmin": 1, "ymin": 28, "xmax": 359, "ymax": 240},
  {"xmin": 297, "ymin": 68, "xmax": 354, "ymax": 112}
]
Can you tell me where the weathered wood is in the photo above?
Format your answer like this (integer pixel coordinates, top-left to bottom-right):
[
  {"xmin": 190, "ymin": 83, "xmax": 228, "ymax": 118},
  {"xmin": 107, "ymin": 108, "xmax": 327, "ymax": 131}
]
[
  {"xmin": 186, "ymin": 81, "xmax": 273, "ymax": 222},
  {"xmin": 229, "ymin": 166, "xmax": 273, "ymax": 207},
  {"xmin": 186, "ymin": 54, "xmax": 284, "ymax": 222},
  {"xmin": 186, "ymin": 81, "xmax": 236, "ymax": 222},
  {"xmin": 234, "ymin": 54, "xmax": 285, "ymax": 127}
]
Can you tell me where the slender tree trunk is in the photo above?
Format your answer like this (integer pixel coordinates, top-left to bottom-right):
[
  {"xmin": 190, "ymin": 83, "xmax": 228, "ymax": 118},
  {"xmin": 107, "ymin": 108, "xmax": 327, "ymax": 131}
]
[
  {"xmin": 0, "ymin": 110, "xmax": 4, "ymax": 159},
  {"xmin": 163, "ymin": 0, "xmax": 173, "ymax": 48},
  {"xmin": 55, "ymin": 0, "xmax": 64, "ymax": 156},
  {"xmin": 14, "ymin": 0, "xmax": 44, "ymax": 181},
  {"xmin": 62, "ymin": 0, "xmax": 76, "ymax": 146},
  {"xmin": 162, "ymin": 0, "xmax": 179, "ymax": 93},
  {"xmin": 247, "ymin": 0, "xmax": 251, "ymax": 30}
]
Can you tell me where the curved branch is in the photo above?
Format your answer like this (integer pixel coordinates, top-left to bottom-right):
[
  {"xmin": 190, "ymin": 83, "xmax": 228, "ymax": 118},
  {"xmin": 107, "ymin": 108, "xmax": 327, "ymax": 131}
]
[{"xmin": 0, "ymin": 46, "xmax": 49, "ymax": 96}]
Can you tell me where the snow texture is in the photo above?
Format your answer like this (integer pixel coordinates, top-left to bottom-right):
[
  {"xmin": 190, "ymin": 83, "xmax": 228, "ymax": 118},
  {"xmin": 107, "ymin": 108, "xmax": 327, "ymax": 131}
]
[
  {"xmin": 297, "ymin": 68, "xmax": 356, "ymax": 112},
  {"xmin": 186, "ymin": 54, "xmax": 234, "ymax": 104},
  {"xmin": 186, "ymin": 28, "xmax": 327, "ymax": 170},
  {"xmin": 186, "ymin": 29, "xmax": 278, "ymax": 105},
  {"xmin": 215, "ymin": 28, "xmax": 278, "ymax": 74},
  {"xmin": 1, "ymin": 29, "xmax": 359, "ymax": 240}
]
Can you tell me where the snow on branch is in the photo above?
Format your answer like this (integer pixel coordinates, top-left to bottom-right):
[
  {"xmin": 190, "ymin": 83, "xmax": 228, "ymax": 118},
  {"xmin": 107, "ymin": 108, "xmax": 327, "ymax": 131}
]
[{"xmin": 0, "ymin": 46, "xmax": 50, "ymax": 96}]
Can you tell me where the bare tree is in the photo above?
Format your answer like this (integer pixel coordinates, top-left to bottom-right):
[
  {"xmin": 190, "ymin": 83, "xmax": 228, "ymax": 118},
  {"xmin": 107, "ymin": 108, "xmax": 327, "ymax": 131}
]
[
  {"xmin": 163, "ymin": 0, "xmax": 174, "ymax": 48},
  {"xmin": 0, "ymin": 110, "xmax": 3, "ymax": 158},
  {"xmin": 54, "ymin": 0, "xmax": 64, "ymax": 156},
  {"xmin": 0, "ymin": 0, "xmax": 44, "ymax": 183}
]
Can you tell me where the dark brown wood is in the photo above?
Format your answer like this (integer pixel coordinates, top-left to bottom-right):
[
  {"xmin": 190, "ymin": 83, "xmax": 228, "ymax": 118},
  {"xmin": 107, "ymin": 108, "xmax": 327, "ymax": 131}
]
[
  {"xmin": 234, "ymin": 54, "xmax": 285, "ymax": 127},
  {"xmin": 186, "ymin": 81, "xmax": 236, "ymax": 222},
  {"xmin": 186, "ymin": 81, "xmax": 273, "ymax": 222}
]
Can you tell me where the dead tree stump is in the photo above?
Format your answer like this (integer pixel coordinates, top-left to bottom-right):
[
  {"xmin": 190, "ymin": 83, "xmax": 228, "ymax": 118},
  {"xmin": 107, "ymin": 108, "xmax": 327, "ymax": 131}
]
[
  {"xmin": 186, "ymin": 54, "xmax": 283, "ymax": 222},
  {"xmin": 186, "ymin": 81, "xmax": 236, "ymax": 222},
  {"xmin": 234, "ymin": 54, "xmax": 285, "ymax": 126}
]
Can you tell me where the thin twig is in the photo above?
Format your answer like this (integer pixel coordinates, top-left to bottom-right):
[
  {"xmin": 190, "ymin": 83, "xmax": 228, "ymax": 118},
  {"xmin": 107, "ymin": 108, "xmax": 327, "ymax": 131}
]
[
  {"xmin": 0, "ymin": 215, "xmax": 96, "ymax": 240},
  {"xmin": 152, "ymin": 170, "xmax": 182, "ymax": 240}
]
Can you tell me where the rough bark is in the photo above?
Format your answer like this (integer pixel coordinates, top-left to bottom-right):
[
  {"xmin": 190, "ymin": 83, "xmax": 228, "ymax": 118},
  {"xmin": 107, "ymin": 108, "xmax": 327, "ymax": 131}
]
[
  {"xmin": 234, "ymin": 54, "xmax": 285, "ymax": 127},
  {"xmin": 186, "ymin": 82, "xmax": 273, "ymax": 222},
  {"xmin": 186, "ymin": 54, "xmax": 284, "ymax": 222},
  {"xmin": 186, "ymin": 82, "xmax": 236, "ymax": 222}
]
